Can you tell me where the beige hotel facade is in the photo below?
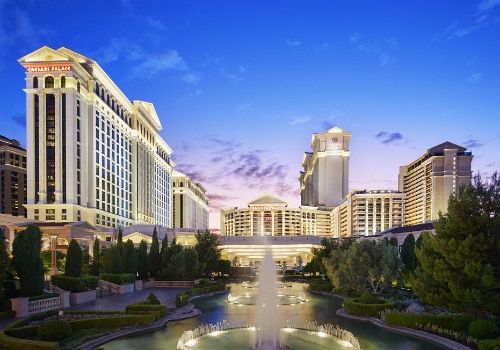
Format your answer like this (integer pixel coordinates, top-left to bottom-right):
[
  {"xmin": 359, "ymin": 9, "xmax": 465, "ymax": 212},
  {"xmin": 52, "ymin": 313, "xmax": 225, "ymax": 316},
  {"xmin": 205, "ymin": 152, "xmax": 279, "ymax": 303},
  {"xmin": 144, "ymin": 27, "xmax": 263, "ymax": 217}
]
[{"xmin": 18, "ymin": 46, "xmax": 175, "ymax": 228}]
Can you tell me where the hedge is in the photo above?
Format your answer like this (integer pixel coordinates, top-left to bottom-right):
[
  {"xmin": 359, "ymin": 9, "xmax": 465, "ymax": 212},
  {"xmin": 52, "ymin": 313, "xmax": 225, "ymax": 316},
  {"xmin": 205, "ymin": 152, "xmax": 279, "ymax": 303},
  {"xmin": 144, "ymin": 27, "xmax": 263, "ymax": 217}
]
[
  {"xmin": 69, "ymin": 314, "xmax": 155, "ymax": 330},
  {"xmin": 51, "ymin": 275, "xmax": 99, "ymax": 292},
  {"xmin": 478, "ymin": 337, "xmax": 500, "ymax": 350},
  {"xmin": 383, "ymin": 312, "xmax": 475, "ymax": 332},
  {"xmin": 176, "ymin": 283, "xmax": 226, "ymax": 307},
  {"xmin": 0, "ymin": 310, "xmax": 16, "ymax": 320},
  {"xmin": 125, "ymin": 304, "xmax": 167, "ymax": 320},
  {"xmin": 100, "ymin": 273, "xmax": 136, "ymax": 285},
  {"xmin": 309, "ymin": 282, "xmax": 333, "ymax": 292},
  {"xmin": 4, "ymin": 325, "xmax": 39, "ymax": 339},
  {"xmin": 343, "ymin": 298, "xmax": 396, "ymax": 318},
  {"xmin": 0, "ymin": 330, "xmax": 59, "ymax": 350}
]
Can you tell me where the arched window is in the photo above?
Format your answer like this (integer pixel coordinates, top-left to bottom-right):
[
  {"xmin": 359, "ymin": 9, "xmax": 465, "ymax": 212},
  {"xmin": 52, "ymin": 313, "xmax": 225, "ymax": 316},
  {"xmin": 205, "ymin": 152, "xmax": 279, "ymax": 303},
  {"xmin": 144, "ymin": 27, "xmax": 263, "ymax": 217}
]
[
  {"xmin": 77, "ymin": 82, "xmax": 80, "ymax": 93},
  {"xmin": 33, "ymin": 77, "xmax": 38, "ymax": 88},
  {"xmin": 61, "ymin": 76, "xmax": 66, "ymax": 88},
  {"xmin": 95, "ymin": 82, "xmax": 99, "ymax": 94},
  {"xmin": 45, "ymin": 76, "xmax": 54, "ymax": 88}
]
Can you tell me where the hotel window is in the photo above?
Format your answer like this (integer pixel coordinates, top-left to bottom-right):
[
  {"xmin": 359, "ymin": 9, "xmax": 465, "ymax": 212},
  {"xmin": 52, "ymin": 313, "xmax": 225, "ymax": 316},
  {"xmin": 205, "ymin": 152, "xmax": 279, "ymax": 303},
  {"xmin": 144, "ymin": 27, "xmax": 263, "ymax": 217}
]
[
  {"xmin": 61, "ymin": 76, "xmax": 66, "ymax": 88},
  {"xmin": 45, "ymin": 76, "xmax": 54, "ymax": 88},
  {"xmin": 33, "ymin": 76, "xmax": 38, "ymax": 88},
  {"xmin": 77, "ymin": 82, "xmax": 80, "ymax": 93}
]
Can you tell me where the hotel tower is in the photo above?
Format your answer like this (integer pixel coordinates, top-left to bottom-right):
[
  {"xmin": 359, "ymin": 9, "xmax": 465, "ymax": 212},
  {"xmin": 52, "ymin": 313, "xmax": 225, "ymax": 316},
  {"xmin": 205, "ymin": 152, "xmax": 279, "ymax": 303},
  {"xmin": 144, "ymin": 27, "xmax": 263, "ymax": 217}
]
[
  {"xmin": 18, "ymin": 46, "xmax": 175, "ymax": 228},
  {"xmin": 299, "ymin": 127, "xmax": 352, "ymax": 209},
  {"xmin": 399, "ymin": 141, "xmax": 472, "ymax": 226}
]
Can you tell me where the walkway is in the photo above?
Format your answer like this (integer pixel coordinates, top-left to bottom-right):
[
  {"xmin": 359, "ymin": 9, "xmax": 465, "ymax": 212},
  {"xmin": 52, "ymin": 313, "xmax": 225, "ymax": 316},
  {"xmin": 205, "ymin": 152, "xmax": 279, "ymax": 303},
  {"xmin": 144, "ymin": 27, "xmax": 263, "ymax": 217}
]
[{"xmin": 0, "ymin": 288, "xmax": 202, "ymax": 349}]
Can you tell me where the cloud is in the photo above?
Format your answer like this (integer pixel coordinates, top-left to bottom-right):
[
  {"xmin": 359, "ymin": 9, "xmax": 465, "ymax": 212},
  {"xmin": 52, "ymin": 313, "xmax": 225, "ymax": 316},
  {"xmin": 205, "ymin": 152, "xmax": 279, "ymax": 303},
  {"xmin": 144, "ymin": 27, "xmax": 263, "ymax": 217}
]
[
  {"xmin": 349, "ymin": 33, "xmax": 397, "ymax": 66},
  {"xmin": 375, "ymin": 131, "xmax": 404, "ymax": 145},
  {"xmin": 173, "ymin": 136, "xmax": 299, "ymax": 212},
  {"xmin": 468, "ymin": 73, "xmax": 482, "ymax": 83},
  {"xmin": 462, "ymin": 139, "xmax": 484, "ymax": 149},
  {"xmin": 0, "ymin": 2, "xmax": 53, "ymax": 59},
  {"xmin": 238, "ymin": 102, "xmax": 252, "ymax": 111},
  {"xmin": 286, "ymin": 39, "xmax": 301, "ymax": 47},
  {"xmin": 220, "ymin": 68, "xmax": 244, "ymax": 82},
  {"xmin": 476, "ymin": 0, "xmax": 500, "ymax": 19},
  {"xmin": 9, "ymin": 113, "xmax": 25, "ymax": 127},
  {"xmin": 290, "ymin": 115, "xmax": 311, "ymax": 126}
]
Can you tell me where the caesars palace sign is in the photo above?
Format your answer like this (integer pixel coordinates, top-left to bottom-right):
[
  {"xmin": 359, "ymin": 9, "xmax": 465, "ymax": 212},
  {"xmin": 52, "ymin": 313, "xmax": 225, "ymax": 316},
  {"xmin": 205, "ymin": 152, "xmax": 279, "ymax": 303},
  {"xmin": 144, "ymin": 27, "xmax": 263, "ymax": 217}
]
[{"xmin": 26, "ymin": 65, "xmax": 72, "ymax": 73}]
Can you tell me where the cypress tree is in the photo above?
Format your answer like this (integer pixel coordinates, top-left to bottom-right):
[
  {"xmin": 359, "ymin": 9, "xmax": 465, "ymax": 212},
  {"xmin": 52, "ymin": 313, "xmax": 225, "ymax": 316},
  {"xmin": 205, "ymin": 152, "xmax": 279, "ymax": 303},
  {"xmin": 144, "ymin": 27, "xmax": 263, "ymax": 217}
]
[
  {"xmin": 137, "ymin": 240, "xmax": 149, "ymax": 280},
  {"xmin": 149, "ymin": 226, "xmax": 160, "ymax": 278},
  {"xmin": 122, "ymin": 240, "xmax": 137, "ymax": 274},
  {"xmin": 65, "ymin": 239, "xmax": 83, "ymax": 277},
  {"xmin": 12, "ymin": 224, "xmax": 44, "ymax": 297}
]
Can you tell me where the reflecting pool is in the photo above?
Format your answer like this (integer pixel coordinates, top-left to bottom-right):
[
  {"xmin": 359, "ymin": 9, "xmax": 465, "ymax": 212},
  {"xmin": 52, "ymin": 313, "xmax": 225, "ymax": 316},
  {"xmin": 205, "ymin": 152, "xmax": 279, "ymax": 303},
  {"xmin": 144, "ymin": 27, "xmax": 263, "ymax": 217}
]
[{"xmin": 100, "ymin": 284, "xmax": 447, "ymax": 350}]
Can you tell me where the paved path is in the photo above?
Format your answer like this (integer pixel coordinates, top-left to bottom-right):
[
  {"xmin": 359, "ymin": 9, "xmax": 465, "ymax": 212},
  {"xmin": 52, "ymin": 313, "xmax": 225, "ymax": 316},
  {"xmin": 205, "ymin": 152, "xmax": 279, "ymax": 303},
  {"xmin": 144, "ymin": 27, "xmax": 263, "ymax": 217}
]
[{"xmin": 0, "ymin": 288, "xmax": 202, "ymax": 349}]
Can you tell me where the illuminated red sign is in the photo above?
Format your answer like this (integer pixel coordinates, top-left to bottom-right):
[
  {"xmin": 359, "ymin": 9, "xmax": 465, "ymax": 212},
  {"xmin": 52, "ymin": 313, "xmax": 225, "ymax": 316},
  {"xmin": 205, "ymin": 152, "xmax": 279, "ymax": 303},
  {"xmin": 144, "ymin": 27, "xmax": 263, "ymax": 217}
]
[
  {"xmin": 27, "ymin": 65, "xmax": 71, "ymax": 73},
  {"xmin": 251, "ymin": 206, "xmax": 285, "ymax": 210}
]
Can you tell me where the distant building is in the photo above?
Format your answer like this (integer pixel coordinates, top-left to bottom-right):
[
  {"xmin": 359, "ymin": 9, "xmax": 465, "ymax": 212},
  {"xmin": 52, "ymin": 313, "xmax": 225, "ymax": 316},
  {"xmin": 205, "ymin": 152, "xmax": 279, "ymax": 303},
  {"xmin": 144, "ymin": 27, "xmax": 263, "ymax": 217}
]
[
  {"xmin": 0, "ymin": 135, "xmax": 27, "ymax": 217},
  {"xmin": 18, "ymin": 46, "xmax": 175, "ymax": 228},
  {"xmin": 399, "ymin": 141, "xmax": 472, "ymax": 226},
  {"xmin": 331, "ymin": 189, "xmax": 406, "ymax": 238},
  {"xmin": 221, "ymin": 193, "xmax": 331, "ymax": 237},
  {"xmin": 172, "ymin": 170, "xmax": 210, "ymax": 231},
  {"xmin": 299, "ymin": 127, "xmax": 352, "ymax": 209}
]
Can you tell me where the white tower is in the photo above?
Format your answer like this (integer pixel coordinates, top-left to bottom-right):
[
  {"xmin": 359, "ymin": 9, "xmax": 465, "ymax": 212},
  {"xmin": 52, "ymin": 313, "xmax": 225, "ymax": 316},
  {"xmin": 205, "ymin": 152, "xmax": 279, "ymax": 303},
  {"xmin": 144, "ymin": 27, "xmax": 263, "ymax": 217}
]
[{"xmin": 300, "ymin": 127, "xmax": 351, "ymax": 209}]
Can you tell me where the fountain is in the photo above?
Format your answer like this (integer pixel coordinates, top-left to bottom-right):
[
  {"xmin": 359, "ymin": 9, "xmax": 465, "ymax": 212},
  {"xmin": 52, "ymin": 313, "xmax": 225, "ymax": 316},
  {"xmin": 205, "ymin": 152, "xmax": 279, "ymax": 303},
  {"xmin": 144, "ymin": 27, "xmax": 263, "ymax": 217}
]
[
  {"xmin": 254, "ymin": 248, "xmax": 281, "ymax": 349},
  {"xmin": 176, "ymin": 248, "xmax": 361, "ymax": 350}
]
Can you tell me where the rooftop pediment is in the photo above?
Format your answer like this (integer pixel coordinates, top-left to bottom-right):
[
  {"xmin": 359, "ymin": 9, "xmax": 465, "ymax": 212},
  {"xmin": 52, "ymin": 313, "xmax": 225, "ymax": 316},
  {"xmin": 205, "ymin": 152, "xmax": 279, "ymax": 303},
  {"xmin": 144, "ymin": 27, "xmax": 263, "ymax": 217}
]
[
  {"xmin": 18, "ymin": 46, "xmax": 71, "ymax": 64},
  {"xmin": 248, "ymin": 193, "xmax": 288, "ymax": 207}
]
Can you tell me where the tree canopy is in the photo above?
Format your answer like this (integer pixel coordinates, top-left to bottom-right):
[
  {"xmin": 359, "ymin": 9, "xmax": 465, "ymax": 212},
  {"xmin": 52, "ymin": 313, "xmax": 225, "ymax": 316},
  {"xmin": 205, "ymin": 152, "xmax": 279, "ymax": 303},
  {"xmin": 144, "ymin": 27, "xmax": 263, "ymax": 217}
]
[
  {"xmin": 194, "ymin": 230, "xmax": 221, "ymax": 274},
  {"xmin": 324, "ymin": 238, "xmax": 401, "ymax": 294},
  {"xmin": 412, "ymin": 172, "xmax": 500, "ymax": 314}
]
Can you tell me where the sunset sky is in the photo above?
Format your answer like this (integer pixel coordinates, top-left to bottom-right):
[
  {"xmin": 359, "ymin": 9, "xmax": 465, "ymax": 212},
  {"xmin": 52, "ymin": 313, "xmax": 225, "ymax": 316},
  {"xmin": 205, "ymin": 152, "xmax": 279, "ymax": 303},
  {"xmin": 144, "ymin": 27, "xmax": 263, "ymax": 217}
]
[{"xmin": 1, "ymin": 0, "xmax": 499, "ymax": 229}]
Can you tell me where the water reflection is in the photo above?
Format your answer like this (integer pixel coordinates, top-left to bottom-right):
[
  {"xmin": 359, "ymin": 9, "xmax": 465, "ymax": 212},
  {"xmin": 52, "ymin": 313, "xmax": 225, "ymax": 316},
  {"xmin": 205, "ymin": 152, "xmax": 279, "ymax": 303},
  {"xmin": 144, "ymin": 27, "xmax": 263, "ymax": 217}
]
[{"xmin": 100, "ymin": 285, "xmax": 447, "ymax": 350}]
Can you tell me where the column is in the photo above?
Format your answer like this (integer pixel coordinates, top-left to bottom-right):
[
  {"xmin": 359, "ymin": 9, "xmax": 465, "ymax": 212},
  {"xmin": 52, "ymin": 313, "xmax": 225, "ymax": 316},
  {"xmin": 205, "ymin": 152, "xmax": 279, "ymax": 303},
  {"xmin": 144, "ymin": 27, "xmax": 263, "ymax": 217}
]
[
  {"xmin": 54, "ymin": 91, "xmax": 62, "ymax": 203},
  {"xmin": 38, "ymin": 92, "xmax": 47, "ymax": 203}
]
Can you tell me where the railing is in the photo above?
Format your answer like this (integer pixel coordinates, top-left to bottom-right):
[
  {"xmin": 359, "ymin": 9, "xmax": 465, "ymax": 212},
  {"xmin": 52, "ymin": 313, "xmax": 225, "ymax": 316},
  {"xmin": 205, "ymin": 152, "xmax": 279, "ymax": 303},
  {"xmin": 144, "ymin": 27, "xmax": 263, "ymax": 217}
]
[
  {"xmin": 28, "ymin": 296, "xmax": 60, "ymax": 314},
  {"xmin": 153, "ymin": 280, "xmax": 196, "ymax": 288}
]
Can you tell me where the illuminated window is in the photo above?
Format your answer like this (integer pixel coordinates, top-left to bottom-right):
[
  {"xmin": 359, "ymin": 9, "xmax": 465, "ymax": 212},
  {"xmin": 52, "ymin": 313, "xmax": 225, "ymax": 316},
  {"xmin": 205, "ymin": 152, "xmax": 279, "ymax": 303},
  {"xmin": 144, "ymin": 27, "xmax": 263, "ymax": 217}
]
[{"xmin": 45, "ymin": 76, "xmax": 54, "ymax": 88}]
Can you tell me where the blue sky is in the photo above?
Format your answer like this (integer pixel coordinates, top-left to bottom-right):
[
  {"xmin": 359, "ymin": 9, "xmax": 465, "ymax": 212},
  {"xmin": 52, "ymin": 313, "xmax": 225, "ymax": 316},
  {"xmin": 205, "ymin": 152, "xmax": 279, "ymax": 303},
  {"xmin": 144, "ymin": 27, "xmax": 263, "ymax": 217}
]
[{"xmin": 1, "ymin": 0, "xmax": 499, "ymax": 229}]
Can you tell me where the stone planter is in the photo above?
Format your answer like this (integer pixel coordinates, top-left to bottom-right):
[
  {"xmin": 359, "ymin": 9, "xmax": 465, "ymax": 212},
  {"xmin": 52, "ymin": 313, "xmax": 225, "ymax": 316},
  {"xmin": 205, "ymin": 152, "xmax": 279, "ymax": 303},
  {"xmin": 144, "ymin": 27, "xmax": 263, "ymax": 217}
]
[
  {"xmin": 70, "ymin": 290, "xmax": 96, "ymax": 305},
  {"xmin": 134, "ymin": 280, "xmax": 143, "ymax": 291}
]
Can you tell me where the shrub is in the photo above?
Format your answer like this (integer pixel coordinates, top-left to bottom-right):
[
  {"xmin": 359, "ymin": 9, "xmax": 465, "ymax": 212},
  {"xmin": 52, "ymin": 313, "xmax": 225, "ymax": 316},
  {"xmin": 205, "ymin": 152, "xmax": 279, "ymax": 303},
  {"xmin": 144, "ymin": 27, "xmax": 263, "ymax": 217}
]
[
  {"xmin": 124, "ymin": 304, "xmax": 166, "ymax": 320},
  {"xmin": 0, "ymin": 330, "xmax": 59, "ymax": 350},
  {"xmin": 100, "ymin": 273, "xmax": 136, "ymax": 285},
  {"xmin": 38, "ymin": 319, "xmax": 72, "ymax": 341},
  {"xmin": 359, "ymin": 289, "xmax": 380, "ymax": 304},
  {"xmin": 146, "ymin": 293, "xmax": 161, "ymax": 305},
  {"xmin": 478, "ymin": 337, "xmax": 500, "ymax": 350},
  {"xmin": 469, "ymin": 320, "xmax": 500, "ymax": 340},
  {"xmin": 383, "ymin": 312, "xmax": 475, "ymax": 332},
  {"xmin": 69, "ymin": 315, "xmax": 155, "ymax": 330},
  {"xmin": 309, "ymin": 282, "xmax": 333, "ymax": 292},
  {"xmin": 51, "ymin": 275, "xmax": 99, "ymax": 292},
  {"xmin": 343, "ymin": 298, "xmax": 396, "ymax": 318}
]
